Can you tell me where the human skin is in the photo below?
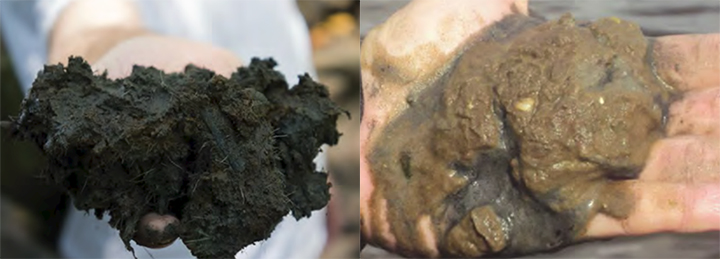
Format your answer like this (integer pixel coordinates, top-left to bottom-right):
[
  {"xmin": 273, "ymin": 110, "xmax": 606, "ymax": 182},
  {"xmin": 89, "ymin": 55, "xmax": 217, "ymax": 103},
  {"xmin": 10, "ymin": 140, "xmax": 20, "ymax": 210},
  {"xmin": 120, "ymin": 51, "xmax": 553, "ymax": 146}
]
[
  {"xmin": 47, "ymin": 0, "xmax": 240, "ymax": 249},
  {"xmin": 47, "ymin": 0, "xmax": 339, "ymax": 250},
  {"xmin": 359, "ymin": 0, "xmax": 720, "ymax": 257}
]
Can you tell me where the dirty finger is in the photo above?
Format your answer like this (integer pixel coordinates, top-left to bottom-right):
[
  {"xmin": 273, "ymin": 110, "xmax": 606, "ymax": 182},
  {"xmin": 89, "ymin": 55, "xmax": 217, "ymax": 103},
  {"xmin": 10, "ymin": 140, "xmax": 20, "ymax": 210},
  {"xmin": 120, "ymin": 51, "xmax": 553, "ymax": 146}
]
[
  {"xmin": 652, "ymin": 34, "xmax": 720, "ymax": 91},
  {"xmin": 666, "ymin": 87, "xmax": 720, "ymax": 137},
  {"xmin": 586, "ymin": 181, "xmax": 720, "ymax": 237}
]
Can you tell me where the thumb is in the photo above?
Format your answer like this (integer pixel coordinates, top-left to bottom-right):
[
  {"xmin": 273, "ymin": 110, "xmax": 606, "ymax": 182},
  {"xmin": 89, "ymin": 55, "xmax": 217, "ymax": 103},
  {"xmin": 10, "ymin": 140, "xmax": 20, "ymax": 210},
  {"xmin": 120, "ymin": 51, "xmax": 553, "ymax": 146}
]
[
  {"xmin": 361, "ymin": 0, "xmax": 528, "ymax": 87},
  {"xmin": 133, "ymin": 213, "xmax": 181, "ymax": 248}
]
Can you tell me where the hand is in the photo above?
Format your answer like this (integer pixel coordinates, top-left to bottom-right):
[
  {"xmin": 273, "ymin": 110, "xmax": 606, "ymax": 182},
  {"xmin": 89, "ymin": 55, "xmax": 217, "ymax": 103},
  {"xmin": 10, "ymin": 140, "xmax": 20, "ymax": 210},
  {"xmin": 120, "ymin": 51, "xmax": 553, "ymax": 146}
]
[
  {"xmin": 92, "ymin": 34, "xmax": 243, "ymax": 248},
  {"xmin": 359, "ymin": 0, "xmax": 719, "ymax": 257},
  {"xmin": 47, "ymin": 0, "xmax": 242, "ymax": 249}
]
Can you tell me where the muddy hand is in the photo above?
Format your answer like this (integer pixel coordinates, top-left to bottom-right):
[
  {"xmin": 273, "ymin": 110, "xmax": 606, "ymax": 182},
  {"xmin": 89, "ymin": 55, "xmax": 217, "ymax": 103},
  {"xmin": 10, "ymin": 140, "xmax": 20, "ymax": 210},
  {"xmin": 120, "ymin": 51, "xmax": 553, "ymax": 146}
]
[
  {"xmin": 587, "ymin": 33, "xmax": 720, "ymax": 236},
  {"xmin": 359, "ymin": 0, "xmax": 720, "ymax": 257}
]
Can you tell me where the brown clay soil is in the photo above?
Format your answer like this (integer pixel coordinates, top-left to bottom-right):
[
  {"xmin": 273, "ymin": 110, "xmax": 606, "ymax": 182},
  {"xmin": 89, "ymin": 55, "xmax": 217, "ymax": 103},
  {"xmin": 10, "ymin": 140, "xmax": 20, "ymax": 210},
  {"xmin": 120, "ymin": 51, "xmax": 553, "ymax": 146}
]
[
  {"xmin": 360, "ymin": 1, "xmax": 720, "ymax": 258},
  {"xmin": 366, "ymin": 14, "xmax": 673, "ymax": 257}
]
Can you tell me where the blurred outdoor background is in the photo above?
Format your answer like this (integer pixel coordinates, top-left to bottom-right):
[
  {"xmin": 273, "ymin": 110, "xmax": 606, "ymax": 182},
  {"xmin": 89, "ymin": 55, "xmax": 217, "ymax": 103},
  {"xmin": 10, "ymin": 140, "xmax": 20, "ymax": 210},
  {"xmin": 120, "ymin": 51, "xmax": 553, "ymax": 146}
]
[
  {"xmin": 0, "ymin": 0, "xmax": 360, "ymax": 258},
  {"xmin": 298, "ymin": 1, "xmax": 361, "ymax": 258},
  {"xmin": 359, "ymin": 0, "xmax": 719, "ymax": 258}
]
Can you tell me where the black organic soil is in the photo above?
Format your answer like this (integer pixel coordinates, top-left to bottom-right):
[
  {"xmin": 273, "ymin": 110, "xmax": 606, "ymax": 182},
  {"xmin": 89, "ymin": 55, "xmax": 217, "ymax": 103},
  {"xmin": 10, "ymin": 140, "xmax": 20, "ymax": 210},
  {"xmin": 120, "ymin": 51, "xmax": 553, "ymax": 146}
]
[
  {"xmin": 366, "ymin": 14, "xmax": 672, "ymax": 257},
  {"xmin": 11, "ymin": 57, "xmax": 346, "ymax": 258}
]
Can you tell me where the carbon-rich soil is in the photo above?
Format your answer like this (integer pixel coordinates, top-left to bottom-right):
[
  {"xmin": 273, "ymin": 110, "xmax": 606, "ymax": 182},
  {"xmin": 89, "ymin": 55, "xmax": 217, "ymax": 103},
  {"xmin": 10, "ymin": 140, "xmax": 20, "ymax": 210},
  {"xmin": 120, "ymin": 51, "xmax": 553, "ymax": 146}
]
[
  {"xmin": 367, "ymin": 14, "xmax": 673, "ymax": 257},
  {"xmin": 11, "ymin": 57, "xmax": 346, "ymax": 258}
]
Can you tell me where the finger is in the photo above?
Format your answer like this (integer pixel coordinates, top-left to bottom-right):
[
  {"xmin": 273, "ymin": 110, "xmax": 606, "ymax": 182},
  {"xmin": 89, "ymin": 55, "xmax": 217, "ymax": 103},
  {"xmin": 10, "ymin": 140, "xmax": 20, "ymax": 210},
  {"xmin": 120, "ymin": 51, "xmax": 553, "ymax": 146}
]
[
  {"xmin": 93, "ymin": 35, "xmax": 242, "ymax": 79},
  {"xmin": 640, "ymin": 135, "xmax": 720, "ymax": 183},
  {"xmin": 364, "ymin": 198, "xmax": 398, "ymax": 252},
  {"xmin": 361, "ymin": 198, "xmax": 440, "ymax": 258},
  {"xmin": 652, "ymin": 34, "xmax": 720, "ymax": 91},
  {"xmin": 359, "ymin": 123, "xmax": 375, "ymax": 237},
  {"xmin": 191, "ymin": 47, "xmax": 243, "ymax": 78},
  {"xmin": 587, "ymin": 134, "xmax": 720, "ymax": 237},
  {"xmin": 361, "ymin": 0, "xmax": 528, "ymax": 87},
  {"xmin": 134, "ymin": 213, "xmax": 180, "ymax": 248},
  {"xmin": 666, "ymin": 87, "xmax": 720, "ymax": 137},
  {"xmin": 586, "ymin": 181, "xmax": 720, "ymax": 237}
]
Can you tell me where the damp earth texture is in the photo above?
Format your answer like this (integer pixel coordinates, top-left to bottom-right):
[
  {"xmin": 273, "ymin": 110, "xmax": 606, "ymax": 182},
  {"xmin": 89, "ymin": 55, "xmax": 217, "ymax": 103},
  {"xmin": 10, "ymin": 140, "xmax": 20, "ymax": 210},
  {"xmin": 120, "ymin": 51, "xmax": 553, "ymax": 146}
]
[
  {"xmin": 12, "ymin": 57, "xmax": 345, "ymax": 258},
  {"xmin": 367, "ymin": 14, "xmax": 674, "ymax": 257}
]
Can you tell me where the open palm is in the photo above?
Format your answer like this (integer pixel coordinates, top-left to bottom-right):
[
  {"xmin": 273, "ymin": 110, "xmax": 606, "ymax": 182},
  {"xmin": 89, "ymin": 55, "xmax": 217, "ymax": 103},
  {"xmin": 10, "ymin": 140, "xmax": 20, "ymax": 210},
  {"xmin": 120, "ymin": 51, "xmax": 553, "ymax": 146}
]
[{"xmin": 359, "ymin": 0, "xmax": 719, "ymax": 257}]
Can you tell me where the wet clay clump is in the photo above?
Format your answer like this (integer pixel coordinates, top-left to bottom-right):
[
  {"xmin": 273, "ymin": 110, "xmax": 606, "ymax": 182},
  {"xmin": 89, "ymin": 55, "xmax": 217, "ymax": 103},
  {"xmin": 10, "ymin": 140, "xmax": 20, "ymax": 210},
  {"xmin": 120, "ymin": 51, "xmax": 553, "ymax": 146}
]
[
  {"xmin": 11, "ymin": 57, "xmax": 345, "ymax": 258},
  {"xmin": 368, "ymin": 14, "xmax": 673, "ymax": 257}
]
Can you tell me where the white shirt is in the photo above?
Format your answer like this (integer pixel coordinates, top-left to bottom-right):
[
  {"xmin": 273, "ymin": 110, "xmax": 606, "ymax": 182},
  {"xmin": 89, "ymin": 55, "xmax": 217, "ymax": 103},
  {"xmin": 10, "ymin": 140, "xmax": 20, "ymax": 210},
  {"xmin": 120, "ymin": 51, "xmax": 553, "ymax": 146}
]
[{"xmin": 0, "ymin": 0, "xmax": 327, "ymax": 258}]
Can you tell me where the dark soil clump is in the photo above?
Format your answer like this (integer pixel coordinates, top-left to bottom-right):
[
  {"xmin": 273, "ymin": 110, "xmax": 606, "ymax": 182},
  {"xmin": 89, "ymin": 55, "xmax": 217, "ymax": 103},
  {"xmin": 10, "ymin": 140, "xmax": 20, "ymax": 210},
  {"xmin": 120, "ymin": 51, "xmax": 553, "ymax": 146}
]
[
  {"xmin": 11, "ymin": 57, "xmax": 346, "ymax": 258},
  {"xmin": 367, "ymin": 14, "xmax": 672, "ymax": 257}
]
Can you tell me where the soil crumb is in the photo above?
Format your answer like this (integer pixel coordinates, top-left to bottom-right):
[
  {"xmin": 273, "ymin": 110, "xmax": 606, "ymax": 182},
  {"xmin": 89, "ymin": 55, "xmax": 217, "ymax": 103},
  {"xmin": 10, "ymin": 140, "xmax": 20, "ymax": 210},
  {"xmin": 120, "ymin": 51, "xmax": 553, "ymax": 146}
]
[
  {"xmin": 367, "ymin": 14, "xmax": 673, "ymax": 257},
  {"xmin": 11, "ymin": 57, "xmax": 346, "ymax": 258}
]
